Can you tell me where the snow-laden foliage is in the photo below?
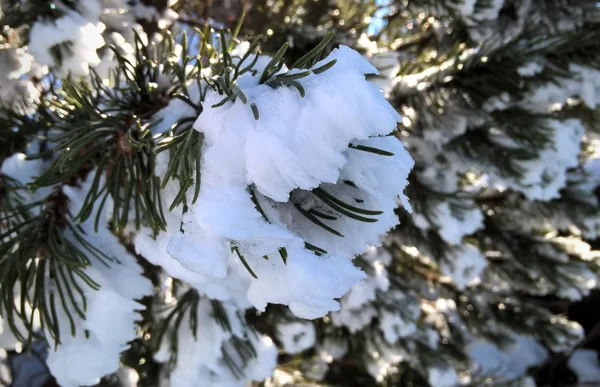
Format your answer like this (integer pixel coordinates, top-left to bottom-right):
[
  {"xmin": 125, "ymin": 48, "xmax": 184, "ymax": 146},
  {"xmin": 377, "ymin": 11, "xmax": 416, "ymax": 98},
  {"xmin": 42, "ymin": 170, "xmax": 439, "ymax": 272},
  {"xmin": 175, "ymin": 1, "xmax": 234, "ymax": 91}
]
[
  {"xmin": 1, "ymin": 0, "xmax": 600, "ymax": 386},
  {"xmin": 26, "ymin": 0, "xmax": 177, "ymax": 77},
  {"xmin": 277, "ymin": 321, "xmax": 316, "ymax": 354},
  {"xmin": 0, "ymin": 153, "xmax": 153, "ymax": 386},
  {"xmin": 28, "ymin": 11, "xmax": 106, "ymax": 77},
  {"xmin": 156, "ymin": 296, "xmax": 277, "ymax": 387},
  {"xmin": 0, "ymin": 47, "xmax": 40, "ymax": 113},
  {"xmin": 166, "ymin": 45, "xmax": 414, "ymax": 319},
  {"xmin": 0, "ymin": 10, "xmax": 416, "ymax": 381},
  {"xmin": 46, "ymin": 180, "xmax": 153, "ymax": 387},
  {"xmin": 352, "ymin": 1, "xmax": 600, "ymax": 384}
]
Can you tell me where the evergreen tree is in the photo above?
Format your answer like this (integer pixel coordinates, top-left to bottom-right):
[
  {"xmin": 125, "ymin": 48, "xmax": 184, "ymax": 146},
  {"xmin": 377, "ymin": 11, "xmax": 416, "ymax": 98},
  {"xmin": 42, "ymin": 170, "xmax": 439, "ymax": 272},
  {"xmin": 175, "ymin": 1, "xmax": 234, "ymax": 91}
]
[{"xmin": 0, "ymin": 1, "xmax": 600, "ymax": 386}]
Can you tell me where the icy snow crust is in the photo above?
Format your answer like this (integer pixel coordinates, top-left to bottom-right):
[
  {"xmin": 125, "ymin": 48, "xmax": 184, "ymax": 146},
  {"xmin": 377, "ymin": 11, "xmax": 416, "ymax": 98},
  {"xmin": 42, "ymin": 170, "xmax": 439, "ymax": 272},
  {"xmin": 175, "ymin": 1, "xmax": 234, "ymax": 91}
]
[{"xmin": 166, "ymin": 46, "xmax": 414, "ymax": 319}]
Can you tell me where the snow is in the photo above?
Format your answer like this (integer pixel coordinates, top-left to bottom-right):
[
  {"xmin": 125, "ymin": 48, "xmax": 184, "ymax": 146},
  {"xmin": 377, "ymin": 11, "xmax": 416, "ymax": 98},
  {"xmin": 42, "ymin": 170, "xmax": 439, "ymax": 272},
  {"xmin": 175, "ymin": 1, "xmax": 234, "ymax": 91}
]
[
  {"xmin": 99, "ymin": 0, "xmax": 146, "ymax": 43},
  {"xmin": 414, "ymin": 200, "xmax": 484, "ymax": 244},
  {"xmin": 45, "ymin": 175, "xmax": 153, "ymax": 387},
  {"xmin": 380, "ymin": 309, "xmax": 418, "ymax": 344},
  {"xmin": 2, "ymin": 2, "xmax": 596, "ymax": 384},
  {"xmin": 0, "ymin": 47, "xmax": 33, "ymax": 79},
  {"xmin": 342, "ymin": 261, "xmax": 389, "ymax": 311},
  {"xmin": 115, "ymin": 366, "xmax": 140, "ymax": 387},
  {"xmin": 131, "ymin": 0, "xmax": 179, "ymax": 29},
  {"xmin": 524, "ymin": 65, "xmax": 600, "ymax": 112},
  {"xmin": 453, "ymin": 0, "xmax": 477, "ymax": 18},
  {"xmin": 358, "ymin": 34, "xmax": 379, "ymax": 56},
  {"xmin": 134, "ymin": 172, "xmax": 252, "ymax": 308},
  {"xmin": 163, "ymin": 298, "xmax": 277, "ymax": 387},
  {"xmin": 249, "ymin": 249, "xmax": 366, "ymax": 319},
  {"xmin": 22, "ymin": 0, "xmax": 178, "ymax": 81},
  {"xmin": 166, "ymin": 45, "xmax": 414, "ymax": 319},
  {"xmin": 441, "ymin": 244, "xmax": 487, "ymax": 289},
  {"xmin": 468, "ymin": 335, "xmax": 548, "ymax": 381},
  {"xmin": 330, "ymin": 248, "xmax": 391, "ymax": 332},
  {"xmin": 0, "ymin": 150, "xmax": 53, "ymax": 215},
  {"xmin": 328, "ymin": 249, "xmax": 422, "ymax": 370},
  {"xmin": 549, "ymin": 319, "xmax": 584, "ymax": 353},
  {"xmin": 366, "ymin": 337, "xmax": 406, "ymax": 382},
  {"xmin": 368, "ymin": 50, "xmax": 400, "ymax": 93},
  {"xmin": 0, "ymin": 349, "xmax": 9, "ymax": 386},
  {"xmin": 196, "ymin": 46, "xmax": 401, "ymax": 202},
  {"xmin": 428, "ymin": 366, "xmax": 458, "ymax": 387},
  {"xmin": 451, "ymin": 0, "xmax": 504, "ymax": 22},
  {"xmin": 277, "ymin": 321, "xmax": 316, "ymax": 354},
  {"xmin": 0, "ymin": 47, "xmax": 41, "ymax": 113},
  {"xmin": 423, "ymin": 114, "xmax": 469, "ymax": 147},
  {"xmin": 472, "ymin": 0, "xmax": 504, "ymax": 21},
  {"xmin": 151, "ymin": 84, "xmax": 202, "ymax": 135},
  {"xmin": 0, "ymin": 318, "xmax": 18, "ymax": 351},
  {"xmin": 518, "ymin": 62, "xmax": 544, "ymax": 77},
  {"xmin": 512, "ymin": 119, "xmax": 584, "ymax": 200},
  {"xmin": 331, "ymin": 304, "xmax": 377, "ymax": 333},
  {"xmin": 582, "ymin": 216, "xmax": 600, "ymax": 240},
  {"xmin": 28, "ymin": 11, "xmax": 105, "ymax": 77},
  {"xmin": 0, "ymin": 289, "xmax": 41, "ymax": 357},
  {"xmin": 0, "ymin": 302, "xmax": 37, "ymax": 351},
  {"xmin": 378, "ymin": 291, "xmax": 421, "ymax": 344},
  {"xmin": 437, "ymin": 202, "xmax": 483, "ymax": 244},
  {"xmin": 318, "ymin": 339, "xmax": 348, "ymax": 363},
  {"xmin": 37, "ymin": 177, "xmax": 152, "ymax": 386},
  {"xmin": 470, "ymin": 119, "xmax": 586, "ymax": 201},
  {"xmin": 568, "ymin": 349, "xmax": 600, "ymax": 384},
  {"xmin": 0, "ymin": 154, "xmax": 48, "ymax": 353}
]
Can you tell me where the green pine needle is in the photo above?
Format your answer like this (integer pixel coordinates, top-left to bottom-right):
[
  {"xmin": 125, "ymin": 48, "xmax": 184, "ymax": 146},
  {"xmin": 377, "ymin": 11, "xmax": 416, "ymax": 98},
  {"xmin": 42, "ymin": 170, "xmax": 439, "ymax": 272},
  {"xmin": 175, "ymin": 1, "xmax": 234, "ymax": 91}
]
[
  {"xmin": 313, "ymin": 187, "xmax": 383, "ymax": 215},
  {"xmin": 291, "ymin": 31, "xmax": 335, "ymax": 69},
  {"xmin": 232, "ymin": 246, "xmax": 258, "ymax": 279},
  {"xmin": 348, "ymin": 143, "xmax": 395, "ymax": 156},
  {"xmin": 293, "ymin": 202, "xmax": 344, "ymax": 237}
]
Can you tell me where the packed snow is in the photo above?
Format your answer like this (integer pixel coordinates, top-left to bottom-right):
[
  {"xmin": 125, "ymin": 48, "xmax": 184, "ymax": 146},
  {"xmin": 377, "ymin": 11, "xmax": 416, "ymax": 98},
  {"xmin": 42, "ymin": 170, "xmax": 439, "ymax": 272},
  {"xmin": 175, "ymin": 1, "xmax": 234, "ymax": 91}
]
[{"xmin": 166, "ymin": 45, "xmax": 414, "ymax": 319}]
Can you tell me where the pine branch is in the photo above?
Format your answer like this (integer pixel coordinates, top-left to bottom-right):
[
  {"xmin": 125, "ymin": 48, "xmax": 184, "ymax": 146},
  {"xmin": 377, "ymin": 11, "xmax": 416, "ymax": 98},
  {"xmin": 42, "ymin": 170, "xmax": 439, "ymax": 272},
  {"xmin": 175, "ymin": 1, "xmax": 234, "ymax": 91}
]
[
  {"xmin": 151, "ymin": 286, "xmax": 258, "ymax": 377},
  {"xmin": 29, "ymin": 33, "xmax": 186, "ymax": 233},
  {"xmin": 0, "ymin": 186, "xmax": 114, "ymax": 347}
]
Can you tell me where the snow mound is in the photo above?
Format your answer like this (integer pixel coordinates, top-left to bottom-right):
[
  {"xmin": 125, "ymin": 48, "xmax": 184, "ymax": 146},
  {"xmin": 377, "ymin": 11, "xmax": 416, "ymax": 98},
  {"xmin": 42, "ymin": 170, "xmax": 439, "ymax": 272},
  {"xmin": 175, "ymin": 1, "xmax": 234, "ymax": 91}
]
[{"xmin": 167, "ymin": 45, "xmax": 414, "ymax": 319}]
